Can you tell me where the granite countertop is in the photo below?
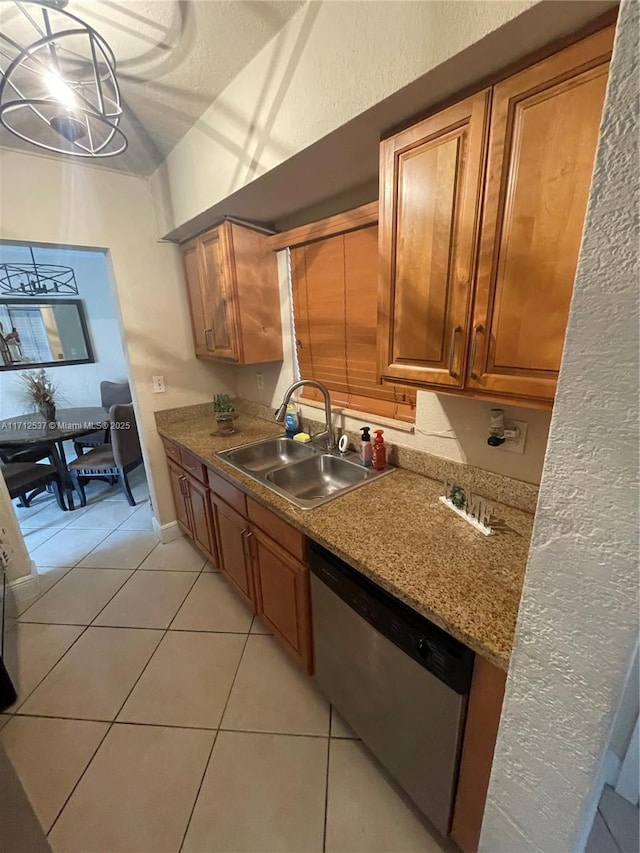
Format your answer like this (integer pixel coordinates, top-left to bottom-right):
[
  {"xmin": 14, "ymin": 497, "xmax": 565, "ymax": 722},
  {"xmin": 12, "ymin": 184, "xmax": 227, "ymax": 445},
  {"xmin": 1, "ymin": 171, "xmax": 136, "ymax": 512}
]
[{"xmin": 156, "ymin": 410, "xmax": 533, "ymax": 670}]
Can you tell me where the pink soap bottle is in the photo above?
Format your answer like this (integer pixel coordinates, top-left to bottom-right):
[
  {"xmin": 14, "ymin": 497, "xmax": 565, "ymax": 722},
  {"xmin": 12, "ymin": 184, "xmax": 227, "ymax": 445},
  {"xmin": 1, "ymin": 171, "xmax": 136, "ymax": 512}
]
[{"xmin": 371, "ymin": 429, "xmax": 386, "ymax": 471}]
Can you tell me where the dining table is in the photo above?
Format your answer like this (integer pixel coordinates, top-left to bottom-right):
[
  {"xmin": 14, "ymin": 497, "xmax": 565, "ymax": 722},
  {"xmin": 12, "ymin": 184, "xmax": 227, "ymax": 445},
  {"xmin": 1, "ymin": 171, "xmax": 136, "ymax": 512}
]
[{"xmin": 0, "ymin": 407, "xmax": 109, "ymax": 510}]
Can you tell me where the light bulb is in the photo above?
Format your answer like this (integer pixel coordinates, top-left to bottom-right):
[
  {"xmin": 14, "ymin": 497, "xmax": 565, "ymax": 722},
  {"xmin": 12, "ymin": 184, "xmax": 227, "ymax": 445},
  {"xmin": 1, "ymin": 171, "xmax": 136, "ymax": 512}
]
[{"xmin": 45, "ymin": 71, "xmax": 77, "ymax": 108}]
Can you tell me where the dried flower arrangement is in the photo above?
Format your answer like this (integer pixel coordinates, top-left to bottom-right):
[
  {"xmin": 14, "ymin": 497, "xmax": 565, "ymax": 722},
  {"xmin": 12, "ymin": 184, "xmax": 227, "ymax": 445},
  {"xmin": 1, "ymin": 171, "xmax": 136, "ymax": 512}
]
[{"xmin": 18, "ymin": 369, "xmax": 59, "ymax": 421}]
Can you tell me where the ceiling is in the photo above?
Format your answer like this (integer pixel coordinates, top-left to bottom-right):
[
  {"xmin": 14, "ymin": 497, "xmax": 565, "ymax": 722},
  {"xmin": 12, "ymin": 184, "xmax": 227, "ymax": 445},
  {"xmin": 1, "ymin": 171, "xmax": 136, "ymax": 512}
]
[{"xmin": 0, "ymin": 0, "xmax": 304, "ymax": 175}]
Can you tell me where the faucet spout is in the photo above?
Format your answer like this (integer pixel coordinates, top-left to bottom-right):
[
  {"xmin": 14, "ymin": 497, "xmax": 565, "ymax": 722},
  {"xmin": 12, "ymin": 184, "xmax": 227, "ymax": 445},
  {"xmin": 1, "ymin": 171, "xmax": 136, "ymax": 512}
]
[{"xmin": 275, "ymin": 380, "xmax": 335, "ymax": 450}]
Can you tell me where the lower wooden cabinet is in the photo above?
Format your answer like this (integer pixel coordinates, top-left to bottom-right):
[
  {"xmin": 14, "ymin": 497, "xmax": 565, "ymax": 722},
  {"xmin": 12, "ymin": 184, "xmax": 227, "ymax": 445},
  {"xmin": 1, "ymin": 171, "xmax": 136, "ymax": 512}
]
[
  {"xmin": 211, "ymin": 493, "xmax": 254, "ymax": 607},
  {"xmin": 187, "ymin": 474, "xmax": 216, "ymax": 565},
  {"xmin": 167, "ymin": 458, "xmax": 191, "ymax": 533},
  {"xmin": 167, "ymin": 458, "xmax": 217, "ymax": 564},
  {"xmin": 165, "ymin": 443, "xmax": 314, "ymax": 673},
  {"xmin": 450, "ymin": 657, "xmax": 507, "ymax": 852},
  {"xmin": 251, "ymin": 527, "xmax": 312, "ymax": 672}
]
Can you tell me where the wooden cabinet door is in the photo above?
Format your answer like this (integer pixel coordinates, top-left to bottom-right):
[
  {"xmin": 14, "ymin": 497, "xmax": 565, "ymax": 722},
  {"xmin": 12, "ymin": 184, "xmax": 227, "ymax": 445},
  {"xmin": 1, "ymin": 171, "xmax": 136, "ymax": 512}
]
[
  {"xmin": 181, "ymin": 238, "xmax": 211, "ymax": 358},
  {"xmin": 451, "ymin": 657, "xmax": 506, "ymax": 853},
  {"xmin": 211, "ymin": 494, "xmax": 254, "ymax": 606},
  {"xmin": 251, "ymin": 527, "xmax": 312, "ymax": 672},
  {"xmin": 467, "ymin": 27, "xmax": 613, "ymax": 404},
  {"xmin": 378, "ymin": 90, "xmax": 490, "ymax": 389},
  {"xmin": 199, "ymin": 226, "xmax": 239, "ymax": 361},
  {"xmin": 167, "ymin": 459, "xmax": 191, "ymax": 535},
  {"xmin": 185, "ymin": 474, "xmax": 217, "ymax": 565}
]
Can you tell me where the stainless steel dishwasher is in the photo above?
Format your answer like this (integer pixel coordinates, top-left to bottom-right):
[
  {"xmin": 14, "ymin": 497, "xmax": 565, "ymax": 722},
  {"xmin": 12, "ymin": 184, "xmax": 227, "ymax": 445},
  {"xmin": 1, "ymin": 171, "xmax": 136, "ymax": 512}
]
[{"xmin": 309, "ymin": 541, "xmax": 474, "ymax": 836}]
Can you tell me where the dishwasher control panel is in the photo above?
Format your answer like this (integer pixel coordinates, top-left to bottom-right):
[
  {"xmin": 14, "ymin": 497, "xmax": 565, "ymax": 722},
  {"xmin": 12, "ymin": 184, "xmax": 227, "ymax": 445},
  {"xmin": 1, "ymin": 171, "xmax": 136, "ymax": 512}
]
[{"xmin": 309, "ymin": 541, "xmax": 474, "ymax": 694}]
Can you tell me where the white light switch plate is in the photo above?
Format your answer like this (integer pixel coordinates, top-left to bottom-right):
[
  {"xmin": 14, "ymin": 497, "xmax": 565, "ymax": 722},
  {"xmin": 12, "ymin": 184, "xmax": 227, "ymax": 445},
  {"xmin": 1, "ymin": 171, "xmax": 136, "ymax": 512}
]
[
  {"xmin": 152, "ymin": 375, "xmax": 166, "ymax": 393},
  {"xmin": 256, "ymin": 373, "xmax": 264, "ymax": 390},
  {"xmin": 503, "ymin": 420, "xmax": 527, "ymax": 454}
]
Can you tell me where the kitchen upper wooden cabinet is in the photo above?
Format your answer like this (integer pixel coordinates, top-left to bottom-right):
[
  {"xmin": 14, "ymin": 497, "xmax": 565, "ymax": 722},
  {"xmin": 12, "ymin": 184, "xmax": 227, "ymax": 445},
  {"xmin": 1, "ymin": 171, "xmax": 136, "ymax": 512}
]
[
  {"xmin": 467, "ymin": 26, "xmax": 613, "ymax": 403},
  {"xmin": 378, "ymin": 25, "xmax": 613, "ymax": 407},
  {"xmin": 378, "ymin": 90, "xmax": 490, "ymax": 390},
  {"xmin": 181, "ymin": 238, "xmax": 211, "ymax": 358},
  {"xmin": 199, "ymin": 227, "xmax": 236, "ymax": 360},
  {"xmin": 180, "ymin": 220, "xmax": 283, "ymax": 364}
]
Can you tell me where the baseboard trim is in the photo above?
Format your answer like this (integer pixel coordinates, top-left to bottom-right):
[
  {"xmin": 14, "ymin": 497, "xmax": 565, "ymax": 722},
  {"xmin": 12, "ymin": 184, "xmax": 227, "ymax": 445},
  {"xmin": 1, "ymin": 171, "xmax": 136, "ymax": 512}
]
[
  {"xmin": 152, "ymin": 518, "xmax": 183, "ymax": 544},
  {"xmin": 7, "ymin": 562, "xmax": 40, "ymax": 606}
]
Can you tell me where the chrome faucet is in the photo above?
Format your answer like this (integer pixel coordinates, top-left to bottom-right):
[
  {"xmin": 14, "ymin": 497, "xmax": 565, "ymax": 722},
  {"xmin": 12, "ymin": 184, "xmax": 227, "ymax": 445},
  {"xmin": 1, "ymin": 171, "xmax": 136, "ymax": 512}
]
[{"xmin": 275, "ymin": 380, "xmax": 335, "ymax": 450}]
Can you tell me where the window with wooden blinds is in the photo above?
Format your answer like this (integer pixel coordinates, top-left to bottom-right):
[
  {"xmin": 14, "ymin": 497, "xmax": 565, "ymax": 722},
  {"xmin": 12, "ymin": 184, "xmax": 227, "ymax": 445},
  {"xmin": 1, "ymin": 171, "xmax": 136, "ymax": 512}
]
[{"xmin": 290, "ymin": 222, "xmax": 416, "ymax": 423}]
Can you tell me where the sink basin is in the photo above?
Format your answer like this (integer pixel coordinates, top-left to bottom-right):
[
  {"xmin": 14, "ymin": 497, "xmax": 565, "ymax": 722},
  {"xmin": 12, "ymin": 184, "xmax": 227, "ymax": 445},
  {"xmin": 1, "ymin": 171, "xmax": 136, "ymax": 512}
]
[
  {"xmin": 225, "ymin": 437, "xmax": 316, "ymax": 473},
  {"xmin": 266, "ymin": 454, "xmax": 375, "ymax": 505},
  {"xmin": 216, "ymin": 435, "xmax": 394, "ymax": 509}
]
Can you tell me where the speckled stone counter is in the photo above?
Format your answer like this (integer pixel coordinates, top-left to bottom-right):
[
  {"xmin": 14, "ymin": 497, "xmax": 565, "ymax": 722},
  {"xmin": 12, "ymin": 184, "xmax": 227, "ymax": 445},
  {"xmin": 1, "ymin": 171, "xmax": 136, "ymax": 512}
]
[{"xmin": 156, "ymin": 407, "xmax": 534, "ymax": 670}]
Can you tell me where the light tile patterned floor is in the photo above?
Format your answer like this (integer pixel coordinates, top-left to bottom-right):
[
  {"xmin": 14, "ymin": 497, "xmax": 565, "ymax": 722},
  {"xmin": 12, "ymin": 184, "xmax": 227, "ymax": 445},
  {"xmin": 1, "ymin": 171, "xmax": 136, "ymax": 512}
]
[
  {"xmin": 3, "ymin": 470, "xmax": 448, "ymax": 852},
  {"xmin": 586, "ymin": 786, "xmax": 640, "ymax": 853}
]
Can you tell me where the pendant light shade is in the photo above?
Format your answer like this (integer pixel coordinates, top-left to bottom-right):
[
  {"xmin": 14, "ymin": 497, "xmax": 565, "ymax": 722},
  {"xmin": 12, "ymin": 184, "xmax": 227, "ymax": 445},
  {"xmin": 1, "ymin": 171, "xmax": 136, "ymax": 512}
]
[{"xmin": 0, "ymin": 0, "xmax": 127, "ymax": 157}]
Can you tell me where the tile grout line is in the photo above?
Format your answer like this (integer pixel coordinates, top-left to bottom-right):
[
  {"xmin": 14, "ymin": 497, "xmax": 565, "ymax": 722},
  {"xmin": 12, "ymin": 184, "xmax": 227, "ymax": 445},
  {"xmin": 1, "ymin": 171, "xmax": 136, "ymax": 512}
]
[
  {"xmin": 17, "ymin": 525, "xmax": 118, "ymax": 619},
  {"xmin": 8, "ymin": 623, "xmax": 91, "ymax": 715},
  {"xmin": 45, "ymin": 716, "xmax": 114, "ymax": 839},
  {"xmin": 322, "ymin": 706, "xmax": 332, "ymax": 853},
  {"xmin": 597, "ymin": 805, "xmax": 625, "ymax": 853},
  {"xmin": 110, "ymin": 561, "xmax": 207, "ymax": 724},
  {"xmin": 177, "ymin": 623, "xmax": 254, "ymax": 853},
  {"xmin": 9, "ymin": 710, "xmax": 336, "ymax": 739},
  {"xmin": 42, "ymin": 546, "xmax": 207, "ymax": 839},
  {"xmin": 13, "ymin": 522, "xmax": 162, "ymax": 711}
]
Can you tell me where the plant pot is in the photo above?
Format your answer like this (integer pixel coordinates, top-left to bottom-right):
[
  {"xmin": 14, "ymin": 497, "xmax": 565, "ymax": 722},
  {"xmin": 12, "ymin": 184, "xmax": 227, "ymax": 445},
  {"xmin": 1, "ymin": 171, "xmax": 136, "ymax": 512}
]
[
  {"xmin": 39, "ymin": 402, "xmax": 56, "ymax": 423},
  {"xmin": 214, "ymin": 412, "xmax": 235, "ymax": 436}
]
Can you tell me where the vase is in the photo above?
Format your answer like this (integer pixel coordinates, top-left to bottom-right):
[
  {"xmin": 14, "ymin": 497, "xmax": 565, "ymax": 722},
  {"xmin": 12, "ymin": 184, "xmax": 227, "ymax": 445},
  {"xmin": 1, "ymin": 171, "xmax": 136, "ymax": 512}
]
[
  {"xmin": 214, "ymin": 412, "xmax": 235, "ymax": 436},
  {"xmin": 39, "ymin": 402, "xmax": 56, "ymax": 423}
]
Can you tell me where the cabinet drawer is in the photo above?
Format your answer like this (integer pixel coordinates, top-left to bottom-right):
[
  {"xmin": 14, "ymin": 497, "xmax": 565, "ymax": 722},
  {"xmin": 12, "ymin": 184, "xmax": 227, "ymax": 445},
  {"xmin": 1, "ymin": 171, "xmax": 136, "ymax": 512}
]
[
  {"xmin": 179, "ymin": 448, "xmax": 206, "ymax": 483},
  {"xmin": 247, "ymin": 496, "xmax": 306, "ymax": 563},
  {"xmin": 162, "ymin": 438, "xmax": 181, "ymax": 464},
  {"xmin": 208, "ymin": 469, "xmax": 247, "ymax": 516}
]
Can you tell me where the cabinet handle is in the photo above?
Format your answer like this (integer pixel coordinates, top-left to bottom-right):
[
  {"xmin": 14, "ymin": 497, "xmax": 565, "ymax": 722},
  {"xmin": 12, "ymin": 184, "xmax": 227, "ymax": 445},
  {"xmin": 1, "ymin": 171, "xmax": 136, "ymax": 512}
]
[
  {"xmin": 469, "ymin": 324, "xmax": 483, "ymax": 379},
  {"xmin": 205, "ymin": 328, "xmax": 213, "ymax": 350},
  {"xmin": 448, "ymin": 326, "xmax": 462, "ymax": 377},
  {"xmin": 241, "ymin": 528, "xmax": 253, "ymax": 562},
  {"xmin": 180, "ymin": 476, "xmax": 188, "ymax": 497}
]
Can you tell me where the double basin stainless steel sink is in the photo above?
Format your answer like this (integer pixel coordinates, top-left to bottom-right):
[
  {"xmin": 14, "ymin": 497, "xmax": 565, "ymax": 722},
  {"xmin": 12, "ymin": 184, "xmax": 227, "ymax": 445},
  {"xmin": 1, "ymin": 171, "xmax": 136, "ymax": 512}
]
[{"xmin": 216, "ymin": 436, "xmax": 394, "ymax": 509}]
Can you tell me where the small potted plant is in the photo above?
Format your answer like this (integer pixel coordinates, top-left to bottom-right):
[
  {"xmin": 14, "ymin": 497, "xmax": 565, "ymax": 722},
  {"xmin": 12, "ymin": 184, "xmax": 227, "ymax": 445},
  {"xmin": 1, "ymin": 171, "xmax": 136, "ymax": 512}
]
[
  {"xmin": 213, "ymin": 393, "xmax": 236, "ymax": 435},
  {"xmin": 19, "ymin": 369, "xmax": 59, "ymax": 423}
]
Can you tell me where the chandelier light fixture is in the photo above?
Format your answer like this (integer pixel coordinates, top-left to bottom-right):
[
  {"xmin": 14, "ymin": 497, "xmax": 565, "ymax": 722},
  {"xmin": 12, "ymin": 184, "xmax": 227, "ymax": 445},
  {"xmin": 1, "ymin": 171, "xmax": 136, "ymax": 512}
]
[
  {"xmin": 0, "ymin": 0, "xmax": 127, "ymax": 157},
  {"xmin": 0, "ymin": 246, "xmax": 79, "ymax": 295}
]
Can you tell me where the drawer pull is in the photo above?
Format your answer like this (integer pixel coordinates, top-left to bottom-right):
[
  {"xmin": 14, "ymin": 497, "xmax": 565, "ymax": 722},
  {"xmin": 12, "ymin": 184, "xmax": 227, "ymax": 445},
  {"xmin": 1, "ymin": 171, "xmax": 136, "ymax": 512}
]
[
  {"xmin": 448, "ymin": 326, "xmax": 462, "ymax": 378},
  {"xmin": 469, "ymin": 324, "xmax": 483, "ymax": 379}
]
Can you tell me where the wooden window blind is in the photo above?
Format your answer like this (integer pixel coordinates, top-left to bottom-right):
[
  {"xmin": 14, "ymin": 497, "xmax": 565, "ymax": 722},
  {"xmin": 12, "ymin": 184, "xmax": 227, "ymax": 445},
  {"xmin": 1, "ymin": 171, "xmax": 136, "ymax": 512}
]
[{"xmin": 290, "ymin": 222, "xmax": 416, "ymax": 423}]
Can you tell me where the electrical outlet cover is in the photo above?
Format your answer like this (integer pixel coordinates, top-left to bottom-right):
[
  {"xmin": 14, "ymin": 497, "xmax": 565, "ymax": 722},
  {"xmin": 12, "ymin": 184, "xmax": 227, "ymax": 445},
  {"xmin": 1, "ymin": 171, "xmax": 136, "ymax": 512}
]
[
  {"xmin": 503, "ymin": 419, "xmax": 527, "ymax": 454},
  {"xmin": 152, "ymin": 375, "xmax": 166, "ymax": 393}
]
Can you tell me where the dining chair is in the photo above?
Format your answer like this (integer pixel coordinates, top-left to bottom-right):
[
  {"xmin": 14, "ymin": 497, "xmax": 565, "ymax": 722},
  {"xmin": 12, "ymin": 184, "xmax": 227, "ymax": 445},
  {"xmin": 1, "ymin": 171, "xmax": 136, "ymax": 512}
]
[
  {"xmin": 0, "ymin": 444, "xmax": 60, "ymax": 506},
  {"xmin": 68, "ymin": 403, "xmax": 142, "ymax": 506},
  {"xmin": 73, "ymin": 380, "xmax": 132, "ymax": 456},
  {"xmin": 1, "ymin": 461, "xmax": 67, "ymax": 511}
]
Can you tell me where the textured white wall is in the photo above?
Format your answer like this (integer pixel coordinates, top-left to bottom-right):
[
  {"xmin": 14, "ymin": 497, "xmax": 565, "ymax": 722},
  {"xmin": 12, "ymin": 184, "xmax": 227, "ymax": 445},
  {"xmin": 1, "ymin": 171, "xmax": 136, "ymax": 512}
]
[
  {"xmin": 151, "ymin": 0, "xmax": 538, "ymax": 232},
  {"xmin": 0, "ymin": 151, "xmax": 236, "ymax": 525},
  {"xmin": 481, "ymin": 3, "xmax": 639, "ymax": 850}
]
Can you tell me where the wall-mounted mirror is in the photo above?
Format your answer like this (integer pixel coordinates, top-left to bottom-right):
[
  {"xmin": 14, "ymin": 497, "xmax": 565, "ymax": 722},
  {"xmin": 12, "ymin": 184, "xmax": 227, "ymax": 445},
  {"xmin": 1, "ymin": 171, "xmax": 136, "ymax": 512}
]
[{"xmin": 0, "ymin": 299, "xmax": 94, "ymax": 370}]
